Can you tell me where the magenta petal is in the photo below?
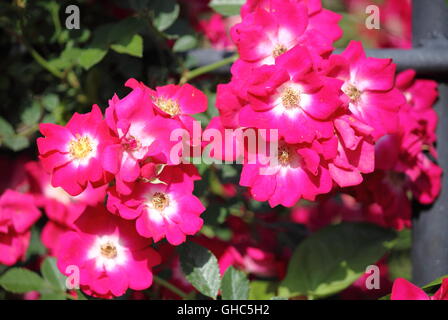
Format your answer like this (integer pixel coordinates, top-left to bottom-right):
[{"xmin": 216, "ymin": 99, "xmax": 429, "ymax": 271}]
[{"xmin": 391, "ymin": 278, "xmax": 430, "ymax": 300}]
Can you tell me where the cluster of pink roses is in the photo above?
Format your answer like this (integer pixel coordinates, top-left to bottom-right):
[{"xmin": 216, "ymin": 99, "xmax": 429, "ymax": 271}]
[
  {"xmin": 211, "ymin": 0, "xmax": 441, "ymax": 229},
  {"xmin": 0, "ymin": 0, "xmax": 443, "ymax": 300},
  {"xmin": 1, "ymin": 80, "xmax": 209, "ymax": 297}
]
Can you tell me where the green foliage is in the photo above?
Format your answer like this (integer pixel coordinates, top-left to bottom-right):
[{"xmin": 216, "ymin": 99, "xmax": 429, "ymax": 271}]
[
  {"xmin": 388, "ymin": 250, "xmax": 412, "ymax": 281},
  {"xmin": 178, "ymin": 242, "xmax": 221, "ymax": 299},
  {"xmin": 173, "ymin": 35, "xmax": 198, "ymax": 52},
  {"xmin": 25, "ymin": 227, "xmax": 47, "ymax": 260},
  {"xmin": 41, "ymin": 257, "xmax": 66, "ymax": 292},
  {"xmin": 0, "ymin": 257, "xmax": 73, "ymax": 300},
  {"xmin": 209, "ymin": 0, "xmax": 245, "ymax": 16},
  {"xmin": 110, "ymin": 34, "xmax": 143, "ymax": 57},
  {"xmin": 79, "ymin": 18, "xmax": 145, "ymax": 70},
  {"xmin": 0, "ymin": 268, "xmax": 46, "ymax": 294},
  {"xmin": 387, "ymin": 229, "xmax": 412, "ymax": 281},
  {"xmin": 148, "ymin": 0, "xmax": 180, "ymax": 32},
  {"xmin": 249, "ymin": 281, "xmax": 278, "ymax": 300},
  {"xmin": 221, "ymin": 267, "xmax": 249, "ymax": 300},
  {"xmin": 279, "ymin": 223, "xmax": 396, "ymax": 299},
  {"xmin": 0, "ymin": 0, "xmax": 194, "ymax": 152}
]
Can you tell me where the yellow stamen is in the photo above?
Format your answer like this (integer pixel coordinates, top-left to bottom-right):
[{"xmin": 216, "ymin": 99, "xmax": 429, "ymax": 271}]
[
  {"xmin": 278, "ymin": 146, "xmax": 291, "ymax": 166},
  {"xmin": 273, "ymin": 44, "xmax": 287, "ymax": 58},
  {"xmin": 155, "ymin": 97, "xmax": 180, "ymax": 117},
  {"xmin": 100, "ymin": 242, "xmax": 117, "ymax": 259},
  {"xmin": 152, "ymin": 192, "xmax": 169, "ymax": 211},
  {"xmin": 69, "ymin": 134, "xmax": 93, "ymax": 160},
  {"xmin": 343, "ymin": 84, "xmax": 362, "ymax": 102},
  {"xmin": 281, "ymin": 87, "xmax": 301, "ymax": 109}
]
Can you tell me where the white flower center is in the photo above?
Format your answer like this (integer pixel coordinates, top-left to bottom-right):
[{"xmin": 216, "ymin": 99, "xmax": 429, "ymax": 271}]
[
  {"xmin": 342, "ymin": 83, "xmax": 362, "ymax": 102},
  {"xmin": 68, "ymin": 134, "xmax": 98, "ymax": 166},
  {"xmin": 88, "ymin": 235, "xmax": 127, "ymax": 271},
  {"xmin": 145, "ymin": 189, "xmax": 177, "ymax": 223}
]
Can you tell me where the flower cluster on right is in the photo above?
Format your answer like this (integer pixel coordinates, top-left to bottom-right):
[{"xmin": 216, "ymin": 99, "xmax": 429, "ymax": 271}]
[{"xmin": 210, "ymin": 0, "xmax": 441, "ymax": 230}]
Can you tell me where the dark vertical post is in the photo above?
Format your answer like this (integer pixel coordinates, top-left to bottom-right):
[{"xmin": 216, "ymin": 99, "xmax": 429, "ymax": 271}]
[{"xmin": 412, "ymin": 0, "xmax": 448, "ymax": 285}]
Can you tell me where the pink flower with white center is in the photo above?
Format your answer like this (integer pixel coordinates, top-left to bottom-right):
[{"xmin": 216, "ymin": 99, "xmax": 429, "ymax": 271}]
[
  {"xmin": 26, "ymin": 160, "xmax": 107, "ymax": 225},
  {"xmin": 233, "ymin": 0, "xmax": 341, "ymax": 69},
  {"xmin": 56, "ymin": 206, "xmax": 161, "ymax": 298},
  {"xmin": 242, "ymin": 0, "xmax": 326, "ymax": 18},
  {"xmin": 37, "ymin": 105, "xmax": 116, "ymax": 196},
  {"xmin": 107, "ymin": 165, "xmax": 205, "ymax": 245},
  {"xmin": 326, "ymin": 41, "xmax": 406, "ymax": 139},
  {"xmin": 125, "ymin": 78, "xmax": 207, "ymax": 136},
  {"xmin": 0, "ymin": 189, "xmax": 41, "ymax": 265},
  {"xmin": 329, "ymin": 114, "xmax": 375, "ymax": 187},
  {"xmin": 25, "ymin": 160, "xmax": 107, "ymax": 254},
  {"xmin": 241, "ymin": 0, "xmax": 342, "ymax": 47},
  {"xmin": 239, "ymin": 46, "xmax": 342, "ymax": 144},
  {"xmin": 103, "ymin": 85, "xmax": 180, "ymax": 195},
  {"xmin": 240, "ymin": 137, "xmax": 335, "ymax": 207}
]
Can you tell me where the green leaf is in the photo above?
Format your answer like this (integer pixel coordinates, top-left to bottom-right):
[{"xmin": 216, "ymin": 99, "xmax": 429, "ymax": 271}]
[
  {"xmin": 26, "ymin": 227, "xmax": 47, "ymax": 260},
  {"xmin": 385, "ymin": 229, "xmax": 411, "ymax": 251},
  {"xmin": 21, "ymin": 102, "xmax": 42, "ymax": 125},
  {"xmin": 3, "ymin": 135, "xmax": 29, "ymax": 151},
  {"xmin": 422, "ymin": 274, "xmax": 448, "ymax": 291},
  {"xmin": 209, "ymin": 0, "xmax": 244, "ymax": 16},
  {"xmin": 79, "ymin": 18, "xmax": 144, "ymax": 69},
  {"xmin": 388, "ymin": 250, "xmax": 412, "ymax": 281},
  {"xmin": 221, "ymin": 267, "xmax": 249, "ymax": 300},
  {"xmin": 0, "ymin": 268, "xmax": 46, "ymax": 293},
  {"xmin": 178, "ymin": 242, "xmax": 221, "ymax": 299},
  {"xmin": 279, "ymin": 222, "xmax": 395, "ymax": 299},
  {"xmin": 79, "ymin": 25, "xmax": 110, "ymax": 70},
  {"xmin": 0, "ymin": 116, "xmax": 14, "ymax": 138},
  {"xmin": 108, "ymin": 18, "xmax": 144, "ymax": 44},
  {"xmin": 49, "ymin": 47, "xmax": 84, "ymax": 71},
  {"xmin": 42, "ymin": 94, "xmax": 60, "ymax": 112},
  {"xmin": 150, "ymin": 0, "xmax": 180, "ymax": 32},
  {"xmin": 41, "ymin": 257, "xmax": 66, "ymax": 292},
  {"xmin": 173, "ymin": 35, "xmax": 198, "ymax": 52},
  {"xmin": 40, "ymin": 292, "xmax": 66, "ymax": 300},
  {"xmin": 110, "ymin": 34, "xmax": 143, "ymax": 57},
  {"xmin": 249, "ymin": 281, "xmax": 278, "ymax": 300},
  {"xmin": 79, "ymin": 47, "xmax": 108, "ymax": 70}
]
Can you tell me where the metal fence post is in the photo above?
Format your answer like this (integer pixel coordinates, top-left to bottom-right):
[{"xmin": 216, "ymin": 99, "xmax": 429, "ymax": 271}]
[{"xmin": 411, "ymin": 0, "xmax": 448, "ymax": 286}]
